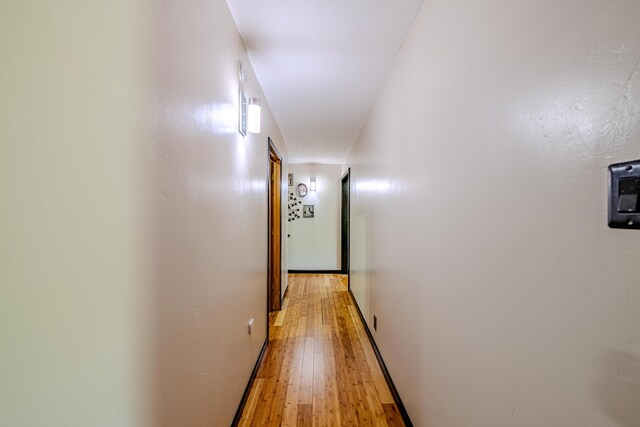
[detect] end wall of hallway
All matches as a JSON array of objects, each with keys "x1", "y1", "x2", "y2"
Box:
[{"x1": 287, "y1": 163, "x2": 343, "y2": 271}]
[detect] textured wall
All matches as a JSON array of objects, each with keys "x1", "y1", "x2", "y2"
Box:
[{"x1": 348, "y1": 0, "x2": 640, "y2": 425}]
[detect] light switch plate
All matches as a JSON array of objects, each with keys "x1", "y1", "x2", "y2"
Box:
[{"x1": 609, "y1": 160, "x2": 640, "y2": 229}]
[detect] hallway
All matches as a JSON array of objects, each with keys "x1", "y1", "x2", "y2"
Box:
[
  {"x1": 239, "y1": 274, "x2": 404, "y2": 426},
  {"x1": 3, "y1": 0, "x2": 640, "y2": 425}
]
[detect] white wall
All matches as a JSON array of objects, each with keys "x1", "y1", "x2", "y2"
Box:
[
  {"x1": 0, "y1": 2, "x2": 147, "y2": 425},
  {"x1": 145, "y1": 0, "x2": 288, "y2": 425},
  {"x1": 287, "y1": 163, "x2": 342, "y2": 270},
  {"x1": 0, "y1": 1, "x2": 288, "y2": 426},
  {"x1": 348, "y1": 1, "x2": 640, "y2": 426}
]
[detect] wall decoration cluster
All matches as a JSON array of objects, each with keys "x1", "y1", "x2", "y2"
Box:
[
  {"x1": 288, "y1": 191, "x2": 301, "y2": 222},
  {"x1": 288, "y1": 193, "x2": 316, "y2": 221},
  {"x1": 289, "y1": 176, "x2": 316, "y2": 221}
]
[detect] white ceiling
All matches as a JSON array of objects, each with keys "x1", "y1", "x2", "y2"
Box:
[{"x1": 227, "y1": 0, "x2": 425, "y2": 163}]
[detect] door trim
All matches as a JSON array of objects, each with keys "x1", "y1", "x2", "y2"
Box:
[
  {"x1": 341, "y1": 168, "x2": 351, "y2": 288},
  {"x1": 267, "y1": 137, "x2": 283, "y2": 317}
]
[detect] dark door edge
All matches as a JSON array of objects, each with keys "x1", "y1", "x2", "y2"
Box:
[{"x1": 340, "y1": 168, "x2": 351, "y2": 285}]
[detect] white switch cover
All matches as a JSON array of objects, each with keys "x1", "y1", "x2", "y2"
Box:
[{"x1": 248, "y1": 318, "x2": 254, "y2": 335}]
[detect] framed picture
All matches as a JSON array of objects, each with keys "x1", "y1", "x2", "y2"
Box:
[
  {"x1": 296, "y1": 183, "x2": 308, "y2": 198},
  {"x1": 238, "y1": 87, "x2": 247, "y2": 136},
  {"x1": 303, "y1": 205, "x2": 314, "y2": 218},
  {"x1": 288, "y1": 173, "x2": 293, "y2": 187}
]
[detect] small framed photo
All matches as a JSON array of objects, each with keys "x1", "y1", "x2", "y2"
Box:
[
  {"x1": 303, "y1": 205, "x2": 314, "y2": 218},
  {"x1": 288, "y1": 173, "x2": 293, "y2": 187}
]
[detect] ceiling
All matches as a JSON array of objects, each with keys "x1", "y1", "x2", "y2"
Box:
[{"x1": 226, "y1": 0, "x2": 425, "y2": 163}]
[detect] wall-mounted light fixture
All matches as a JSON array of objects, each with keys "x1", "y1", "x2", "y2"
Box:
[
  {"x1": 238, "y1": 88, "x2": 247, "y2": 136},
  {"x1": 310, "y1": 177, "x2": 316, "y2": 191},
  {"x1": 247, "y1": 97, "x2": 261, "y2": 133},
  {"x1": 238, "y1": 60, "x2": 247, "y2": 84},
  {"x1": 238, "y1": 61, "x2": 247, "y2": 136},
  {"x1": 237, "y1": 60, "x2": 262, "y2": 135}
]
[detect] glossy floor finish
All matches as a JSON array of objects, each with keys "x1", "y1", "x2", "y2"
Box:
[{"x1": 239, "y1": 274, "x2": 404, "y2": 426}]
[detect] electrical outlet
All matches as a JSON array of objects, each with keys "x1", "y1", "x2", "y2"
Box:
[
  {"x1": 373, "y1": 315, "x2": 377, "y2": 331},
  {"x1": 248, "y1": 318, "x2": 254, "y2": 335}
]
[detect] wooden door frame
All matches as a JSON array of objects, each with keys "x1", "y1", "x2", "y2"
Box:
[
  {"x1": 267, "y1": 137, "x2": 283, "y2": 320},
  {"x1": 341, "y1": 168, "x2": 351, "y2": 289}
]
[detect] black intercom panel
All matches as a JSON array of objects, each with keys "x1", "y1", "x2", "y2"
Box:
[{"x1": 609, "y1": 160, "x2": 640, "y2": 229}]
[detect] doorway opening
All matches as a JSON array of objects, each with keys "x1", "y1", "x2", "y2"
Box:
[
  {"x1": 341, "y1": 168, "x2": 350, "y2": 287},
  {"x1": 268, "y1": 138, "x2": 282, "y2": 314}
]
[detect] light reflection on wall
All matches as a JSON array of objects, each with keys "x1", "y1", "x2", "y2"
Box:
[
  {"x1": 235, "y1": 131, "x2": 247, "y2": 173},
  {"x1": 197, "y1": 102, "x2": 237, "y2": 135},
  {"x1": 233, "y1": 178, "x2": 266, "y2": 195},
  {"x1": 195, "y1": 177, "x2": 265, "y2": 200},
  {"x1": 355, "y1": 179, "x2": 392, "y2": 193},
  {"x1": 252, "y1": 178, "x2": 267, "y2": 194}
]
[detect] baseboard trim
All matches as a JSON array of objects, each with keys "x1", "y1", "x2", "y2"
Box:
[
  {"x1": 288, "y1": 269, "x2": 342, "y2": 274},
  {"x1": 231, "y1": 338, "x2": 269, "y2": 426},
  {"x1": 348, "y1": 290, "x2": 414, "y2": 427}
]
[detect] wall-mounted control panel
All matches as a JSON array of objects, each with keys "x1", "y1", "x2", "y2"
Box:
[{"x1": 609, "y1": 160, "x2": 640, "y2": 229}]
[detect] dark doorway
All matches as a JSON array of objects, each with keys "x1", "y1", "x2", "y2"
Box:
[
  {"x1": 341, "y1": 169, "x2": 350, "y2": 281},
  {"x1": 268, "y1": 138, "x2": 282, "y2": 312}
]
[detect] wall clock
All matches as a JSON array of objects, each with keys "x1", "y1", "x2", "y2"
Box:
[{"x1": 296, "y1": 183, "x2": 308, "y2": 198}]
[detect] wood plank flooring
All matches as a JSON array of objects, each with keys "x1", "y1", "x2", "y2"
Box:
[{"x1": 239, "y1": 274, "x2": 404, "y2": 427}]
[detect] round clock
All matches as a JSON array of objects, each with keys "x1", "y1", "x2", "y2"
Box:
[{"x1": 296, "y1": 183, "x2": 308, "y2": 198}]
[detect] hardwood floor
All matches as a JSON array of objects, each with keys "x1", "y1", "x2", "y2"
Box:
[{"x1": 239, "y1": 274, "x2": 405, "y2": 427}]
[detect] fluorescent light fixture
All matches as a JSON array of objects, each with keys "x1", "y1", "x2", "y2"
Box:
[
  {"x1": 247, "y1": 97, "x2": 261, "y2": 133},
  {"x1": 310, "y1": 177, "x2": 316, "y2": 191}
]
